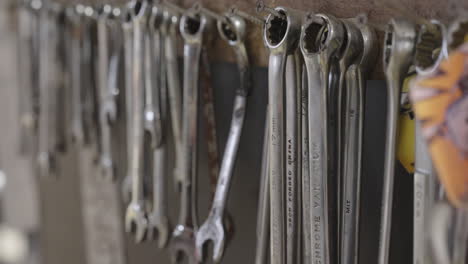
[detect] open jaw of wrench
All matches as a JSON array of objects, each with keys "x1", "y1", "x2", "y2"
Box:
[
  {"x1": 169, "y1": 9, "x2": 210, "y2": 264},
  {"x1": 195, "y1": 14, "x2": 251, "y2": 263},
  {"x1": 125, "y1": 0, "x2": 149, "y2": 243},
  {"x1": 300, "y1": 13, "x2": 344, "y2": 264},
  {"x1": 340, "y1": 16, "x2": 377, "y2": 264},
  {"x1": 411, "y1": 20, "x2": 447, "y2": 264},
  {"x1": 146, "y1": 4, "x2": 171, "y2": 249},
  {"x1": 378, "y1": 18, "x2": 417, "y2": 264},
  {"x1": 162, "y1": 7, "x2": 184, "y2": 193},
  {"x1": 263, "y1": 7, "x2": 302, "y2": 264}
]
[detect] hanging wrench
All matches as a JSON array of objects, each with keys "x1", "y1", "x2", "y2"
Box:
[
  {"x1": 411, "y1": 20, "x2": 447, "y2": 264},
  {"x1": 256, "y1": 108, "x2": 270, "y2": 264},
  {"x1": 263, "y1": 7, "x2": 302, "y2": 264},
  {"x1": 340, "y1": 15, "x2": 377, "y2": 264},
  {"x1": 146, "y1": 4, "x2": 170, "y2": 248},
  {"x1": 378, "y1": 18, "x2": 417, "y2": 264},
  {"x1": 125, "y1": 0, "x2": 149, "y2": 243},
  {"x1": 196, "y1": 13, "x2": 251, "y2": 263},
  {"x1": 169, "y1": 8, "x2": 211, "y2": 264},
  {"x1": 162, "y1": 5, "x2": 183, "y2": 192},
  {"x1": 300, "y1": 13, "x2": 345, "y2": 264},
  {"x1": 96, "y1": 4, "x2": 116, "y2": 180}
]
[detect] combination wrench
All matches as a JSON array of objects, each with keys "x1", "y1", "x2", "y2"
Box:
[
  {"x1": 378, "y1": 18, "x2": 417, "y2": 264},
  {"x1": 169, "y1": 8, "x2": 211, "y2": 264},
  {"x1": 263, "y1": 7, "x2": 301, "y2": 264},
  {"x1": 300, "y1": 13, "x2": 344, "y2": 264},
  {"x1": 146, "y1": 4, "x2": 170, "y2": 248},
  {"x1": 125, "y1": 0, "x2": 149, "y2": 243},
  {"x1": 196, "y1": 13, "x2": 251, "y2": 263},
  {"x1": 340, "y1": 16, "x2": 377, "y2": 264}
]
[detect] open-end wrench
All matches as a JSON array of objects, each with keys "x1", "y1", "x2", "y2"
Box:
[
  {"x1": 96, "y1": 4, "x2": 116, "y2": 180},
  {"x1": 106, "y1": 6, "x2": 123, "y2": 115},
  {"x1": 256, "y1": 108, "x2": 270, "y2": 264},
  {"x1": 196, "y1": 13, "x2": 251, "y2": 263},
  {"x1": 169, "y1": 8, "x2": 211, "y2": 264},
  {"x1": 146, "y1": 4, "x2": 171, "y2": 248},
  {"x1": 125, "y1": 0, "x2": 149, "y2": 243},
  {"x1": 378, "y1": 18, "x2": 417, "y2": 264},
  {"x1": 263, "y1": 7, "x2": 302, "y2": 264},
  {"x1": 162, "y1": 5, "x2": 183, "y2": 192},
  {"x1": 300, "y1": 13, "x2": 345, "y2": 264},
  {"x1": 340, "y1": 16, "x2": 377, "y2": 264}
]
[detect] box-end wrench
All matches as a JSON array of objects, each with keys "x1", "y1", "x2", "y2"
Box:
[
  {"x1": 96, "y1": 5, "x2": 116, "y2": 180},
  {"x1": 196, "y1": 14, "x2": 251, "y2": 263},
  {"x1": 378, "y1": 18, "x2": 417, "y2": 264},
  {"x1": 410, "y1": 20, "x2": 447, "y2": 264},
  {"x1": 340, "y1": 16, "x2": 377, "y2": 264},
  {"x1": 125, "y1": 0, "x2": 149, "y2": 243},
  {"x1": 300, "y1": 14, "x2": 344, "y2": 264},
  {"x1": 162, "y1": 6, "x2": 184, "y2": 192},
  {"x1": 256, "y1": 107, "x2": 270, "y2": 264},
  {"x1": 146, "y1": 4, "x2": 171, "y2": 249},
  {"x1": 263, "y1": 7, "x2": 302, "y2": 264},
  {"x1": 169, "y1": 9, "x2": 211, "y2": 264}
]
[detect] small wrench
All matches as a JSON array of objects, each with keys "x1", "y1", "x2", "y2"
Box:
[
  {"x1": 196, "y1": 13, "x2": 251, "y2": 263},
  {"x1": 263, "y1": 7, "x2": 302, "y2": 264},
  {"x1": 125, "y1": 0, "x2": 149, "y2": 243},
  {"x1": 169, "y1": 8, "x2": 211, "y2": 264},
  {"x1": 378, "y1": 18, "x2": 417, "y2": 264},
  {"x1": 300, "y1": 13, "x2": 345, "y2": 264},
  {"x1": 146, "y1": 4, "x2": 171, "y2": 249},
  {"x1": 340, "y1": 16, "x2": 377, "y2": 264}
]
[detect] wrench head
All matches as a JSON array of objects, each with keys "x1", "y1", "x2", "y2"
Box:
[
  {"x1": 195, "y1": 214, "x2": 225, "y2": 263},
  {"x1": 169, "y1": 225, "x2": 198, "y2": 264},
  {"x1": 263, "y1": 7, "x2": 302, "y2": 54},
  {"x1": 125, "y1": 202, "x2": 148, "y2": 243},
  {"x1": 144, "y1": 109, "x2": 163, "y2": 149},
  {"x1": 147, "y1": 211, "x2": 171, "y2": 248}
]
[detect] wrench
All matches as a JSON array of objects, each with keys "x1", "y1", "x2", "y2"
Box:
[
  {"x1": 263, "y1": 7, "x2": 302, "y2": 264},
  {"x1": 196, "y1": 13, "x2": 251, "y2": 263},
  {"x1": 96, "y1": 4, "x2": 116, "y2": 180},
  {"x1": 161, "y1": 5, "x2": 183, "y2": 192},
  {"x1": 125, "y1": 0, "x2": 149, "y2": 243},
  {"x1": 340, "y1": 16, "x2": 377, "y2": 264},
  {"x1": 256, "y1": 107, "x2": 270, "y2": 264},
  {"x1": 300, "y1": 13, "x2": 344, "y2": 264},
  {"x1": 378, "y1": 18, "x2": 417, "y2": 264},
  {"x1": 169, "y1": 9, "x2": 211, "y2": 264},
  {"x1": 146, "y1": 4, "x2": 170, "y2": 249}
]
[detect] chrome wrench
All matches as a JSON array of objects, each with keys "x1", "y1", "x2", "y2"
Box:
[
  {"x1": 263, "y1": 7, "x2": 302, "y2": 264},
  {"x1": 196, "y1": 14, "x2": 251, "y2": 263},
  {"x1": 125, "y1": 0, "x2": 149, "y2": 243},
  {"x1": 169, "y1": 9, "x2": 211, "y2": 264},
  {"x1": 340, "y1": 16, "x2": 377, "y2": 264},
  {"x1": 378, "y1": 18, "x2": 417, "y2": 264},
  {"x1": 300, "y1": 14, "x2": 344, "y2": 264}
]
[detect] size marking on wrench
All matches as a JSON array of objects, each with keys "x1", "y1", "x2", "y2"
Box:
[
  {"x1": 378, "y1": 18, "x2": 417, "y2": 264},
  {"x1": 169, "y1": 8, "x2": 211, "y2": 264},
  {"x1": 196, "y1": 13, "x2": 251, "y2": 263},
  {"x1": 263, "y1": 7, "x2": 302, "y2": 264},
  {"x1": 300, "y1": 13, "x2": 345, "y2": 264},
  {"x1": 125, "y1": 0, "x2": 149, "y2": 243}
]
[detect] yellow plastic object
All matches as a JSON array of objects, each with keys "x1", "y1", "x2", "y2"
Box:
[
  {"x1": 396, "y1": 74, "x2": 416, "y2": 173},
  {"x1": 410, "y1": 44, "x2": 468, "y2": 208}
]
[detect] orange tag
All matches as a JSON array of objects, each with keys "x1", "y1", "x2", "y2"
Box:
[{"x1": 410, "y1": 44, "x2": 468, "y2": 208}]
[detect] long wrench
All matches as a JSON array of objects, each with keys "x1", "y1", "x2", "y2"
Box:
[
  {"x1": 340, "y1": 16, "x2": 377, "y2": 264},
  {"x1": 378, "y1": 18, "x2": 417, "y2": 264},
  {"x1": 263, "y1": 7, "x2": 302, "y2": 264},
  {"x1": 196, "y1": 14, "x2": 250, "y2": 263},
  {"x1": 146, "y1": 4, "x2": 170, "y2": 248},
  {"x1": 300, "y1": 14, "x2": 344, "y2": 264},
  {"x1": 169, "y1": 9, "x2": 211, "y2": 264},
  {"x1": 125, "y1": 0, "x2": 149, "y2": 243}
]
